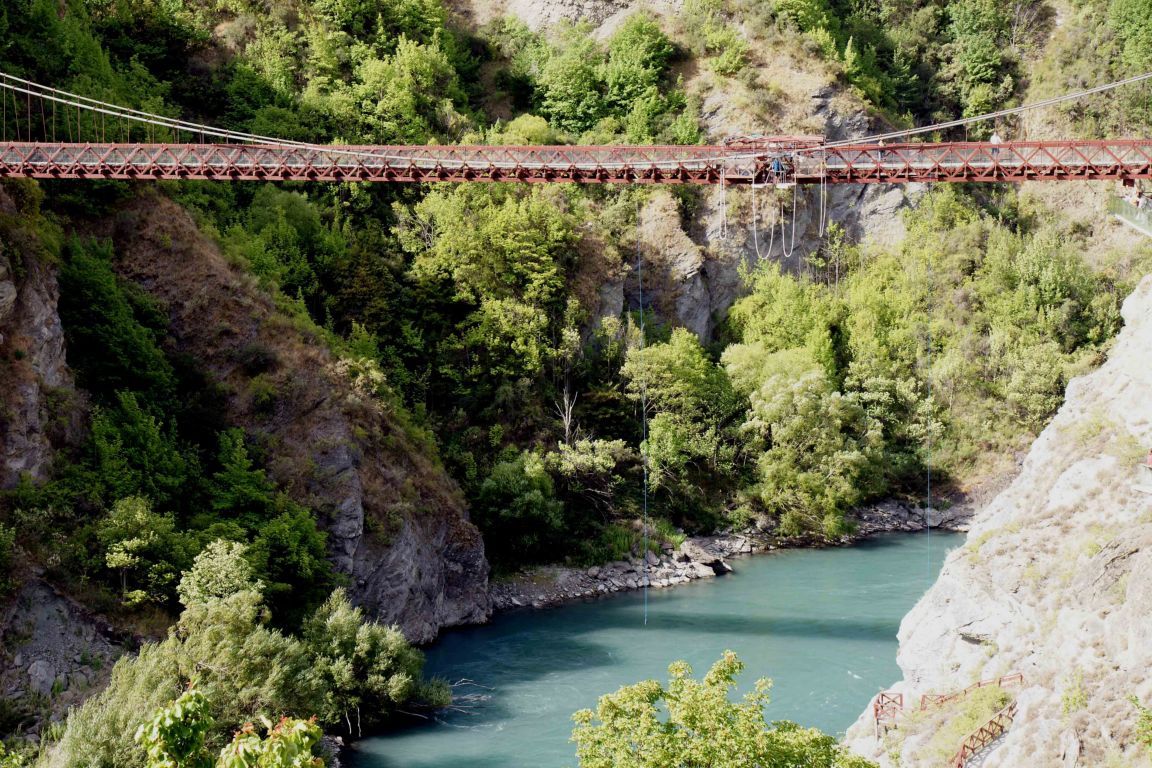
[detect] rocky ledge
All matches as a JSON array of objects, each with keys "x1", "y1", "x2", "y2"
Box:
[{"x1": 490, "y1": 500, "x2": 972, "y2": 612}]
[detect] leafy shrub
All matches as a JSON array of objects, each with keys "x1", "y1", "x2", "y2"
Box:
[
  {"x1": 473, "y1": 451, "x2": 565, "y2": 567},
  {"x1": 1133, "y1": 697, "x2": 1152, "y2": 754},
  {"x1": 572, "y1": 651, "x2": 876, "y2": 768},
  {"x1": 43, "y1": 588, "x2": 435, "y2": 767}
]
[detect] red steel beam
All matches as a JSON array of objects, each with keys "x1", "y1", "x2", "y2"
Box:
[{"x1": 1, "y1": 140, "x2": 1152, "y2": 184}]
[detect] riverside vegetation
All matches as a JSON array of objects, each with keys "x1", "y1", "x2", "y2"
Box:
[{"x1": 2, "y1": 0, "x2": 1152, "y2": 765}]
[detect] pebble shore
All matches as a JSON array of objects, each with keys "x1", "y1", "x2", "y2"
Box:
[{"x1": 489, "y1": 499, "x2": 973, "y2": 611}]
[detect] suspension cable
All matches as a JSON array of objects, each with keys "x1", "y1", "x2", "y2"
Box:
[
  {"x1": 823, "y1": 70, "x2": 1152, "y2": 148},
  {"x1": 4, "y1": 67, "x2": 1152, "y2": 172}
]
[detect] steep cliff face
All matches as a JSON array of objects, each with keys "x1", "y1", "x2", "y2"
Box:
[
  {"x1": 0, "y1": 191, "x2": 79, "y2": 489},
  {"x1": 846, "y1": 275, "x2": 1152, "y2": 767},
  {"x1": 101, "y1": 195, "x2": 490, "y2": 642}
]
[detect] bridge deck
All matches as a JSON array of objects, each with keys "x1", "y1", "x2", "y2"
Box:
[{"x1": 2, "y1": 140, "x2": 1152, "y2": 185}]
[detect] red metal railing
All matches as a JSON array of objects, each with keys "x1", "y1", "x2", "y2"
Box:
[
  {"x1": 919, "y1": 673, "x2": 1024, "y2": 711},
  {"x1": 3, "y1": 140, "x2": 1152, "y2": 185},
  {"x1": 873, "y1": 673, "x2": 1024, "y2": 726},
  {"x1": 948, "y1": 699, "x2": 1019, "y2": 768}
]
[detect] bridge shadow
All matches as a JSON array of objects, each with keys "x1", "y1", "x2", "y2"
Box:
[{"x1": 589, "y1": 609, "x2": 899, "y2": 643}]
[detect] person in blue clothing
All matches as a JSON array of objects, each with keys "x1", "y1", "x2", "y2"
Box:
[{"x1": 770, "y1": 155, "x2": 783, "y2": 183}]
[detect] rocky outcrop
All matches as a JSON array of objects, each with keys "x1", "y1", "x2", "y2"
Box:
[
  {"x1": 0, "y1": 190, "x2": 79, "y2": 489},
  {"x1": 101, "y1": 195, "x2": 490, "y2": 642},
  {"x1": 846, "y1": 275, "x2": 1152, "y2": 767},
  {"x1": 0, "y1": 576, "x2": 126, "y2": 741}
]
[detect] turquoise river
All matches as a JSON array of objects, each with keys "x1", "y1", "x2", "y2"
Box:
[{"x1": 352, "y1": 532, "x2": 963, "y2": 768}]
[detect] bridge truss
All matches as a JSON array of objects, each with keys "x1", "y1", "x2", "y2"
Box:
[{"x1": 2, "y1": 139, "x2": 1152, "y2": 185}]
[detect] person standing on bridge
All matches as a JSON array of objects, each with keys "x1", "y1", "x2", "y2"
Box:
[
  {"x1": 990, "y1": 131, "x2": 1003, "y2": 162},
  {"x1": 770, "y1": 155, "x2": 784, "y2": 184}
]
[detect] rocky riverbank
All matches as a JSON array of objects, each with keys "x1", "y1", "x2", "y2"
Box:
[{"x1": 489, "y1": 499, "x2": 973, "y2": 611}]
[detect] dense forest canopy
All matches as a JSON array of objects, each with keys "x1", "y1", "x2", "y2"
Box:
[{"x1": 2, "y1": 0, "x2": 1152, "y2": 763}]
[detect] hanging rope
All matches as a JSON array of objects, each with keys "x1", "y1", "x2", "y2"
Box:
[
  {"x1": 751, "y1": 182, "x2": 778, "y2": 262},
  {"x1": 719, "y1": 164, "x2": 729, "y2": 240},
  {"x1": 751, "y1": 182, "x2": 762, "y2": 259},
  {"x1": 818, "y1": 152, "x2": 829, "y2": 238},
  {"x1": 635, "y1": 202, "x2": 651, "y2": 627},
  {"x1": 779, "y1": 177, "x2": 799, "y2": 261}
]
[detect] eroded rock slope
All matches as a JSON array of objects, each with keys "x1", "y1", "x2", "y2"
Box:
[{"x1": 103, "y1": 195, "x2": 491, "y2": 642}]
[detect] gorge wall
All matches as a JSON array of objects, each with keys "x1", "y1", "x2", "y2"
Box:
[
  {"x1": 100, "y1": 195, "x2": 491, "y2": 643},
  {"x1": 846, "y1": 274, "x2": 1152, "y2": 767},
  {"x1": 0, "y1": 191, "x2": 79, "y2": 489}
]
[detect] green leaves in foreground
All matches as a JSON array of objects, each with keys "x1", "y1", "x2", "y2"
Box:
[
  {"x1": 571, "y1": 651, "x2": 876, "y2": 768},
  {"x1": 136, "y1": 688, "x2": 323, "y2": 768}
]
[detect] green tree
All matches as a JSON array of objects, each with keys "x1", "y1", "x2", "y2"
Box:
[
  {"x1": 91, "y1": 392, "x2": 194, "y2": 511},
  {"x1": 473, "y1": 451, "x2": 565, "y2": 566},
  {"x1": 601, "y1": 14, "x2": 674, "y2": 113},
  {"x1": 400, "y1": 186, "x2": 577, "y2": 383},
  {"x1": 98, "y1": 496, "x2": 195, "y2": 607},
  {"x1": 58, "y1": 239, "x2": 176, "y2": 408},
  {"x1": 742, "y1": 359, "x2": 882, "y2": 537},
  {"x1": 1111, "y1": 0, "x2": 1152, "y2": 71},
  {"x1": 177, "y1": 540, "x2": 261, "y2": 608},
  {"x1": 621, "y1": 328, "x2": 742, "y2": 486},
  {"x1": 353, "y1": 37, "x2": 466, "y2": 143},
  {"x1": 571, "y1": 651, "x2": 876, "y2": 768},
  {"x1": 205, "y1": 430, "x2": 335, "y2": 625},
  {"x1": 301, "y1": 589, "x2": 444, "y2": 735},
  {"x1": 536, "y1": 28, "x2": 607, "y2": 134}
]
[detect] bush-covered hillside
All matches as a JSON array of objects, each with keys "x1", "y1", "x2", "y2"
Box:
[
  {"x1": 1, "y1": 0, "x2": 1151, "y2": 653},
  {"x1": 1, "y1": 0, "x2": 1152, "y2": 764}
]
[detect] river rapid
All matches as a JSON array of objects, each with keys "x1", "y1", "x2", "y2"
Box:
[{"x1": 351, "y1": 532, "x2": 963, "y2": 768}]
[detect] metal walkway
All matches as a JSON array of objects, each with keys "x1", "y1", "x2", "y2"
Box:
[{"x1": 2, "y1": 140, "x2": 1152, "y2": 185}]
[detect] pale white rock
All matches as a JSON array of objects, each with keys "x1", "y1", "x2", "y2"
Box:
[{"x1": 846, "y1": 275, "x2": 1152, "y2": 767}]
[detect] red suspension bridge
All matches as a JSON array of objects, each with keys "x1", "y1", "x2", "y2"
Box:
[
  {"x1": 3, "y1": 71, "x2": 1152, "y2": 186},
  {"x1": 4, "y1": 139, "x2": 1152, "y2": 185}
]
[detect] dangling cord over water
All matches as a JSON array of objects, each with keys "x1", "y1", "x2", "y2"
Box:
[
  {"x1": 924, "y1": 259, "x2": 933, "y2": 583},
  {"x1": 636, "y1": 203, "x2": 650, "y2": 626}
]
